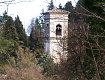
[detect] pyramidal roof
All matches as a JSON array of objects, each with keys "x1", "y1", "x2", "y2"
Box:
[{"x1": 44, "y1": 7, "x2": 70, "y2": 14}]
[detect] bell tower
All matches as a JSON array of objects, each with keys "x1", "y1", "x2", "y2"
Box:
[{"x1": 43, "y1": 7, "x2": 69, "y2": 63}]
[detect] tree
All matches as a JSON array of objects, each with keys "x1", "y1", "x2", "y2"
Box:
[
  {"x1": 27, "y1": 18, "x2": 35, "y2": 35},
  {"x1": 76, "y1": 0, "x2": 105, "y2": 80},
  {"x1": 48, "y1": 0, "x2": 54, "y2": 10},
  {"x1": 29, "y1": 18, "x2": 43, "y2": 52},
  {"x1": 3, "y1": 16, "x2": 18, "y2": 41},
  {"x1": 58, "y1": 3, "x2": 63, "y2": 9},
  {"x1": 3, "y1": 11, "x2": 8, "y2": 22},
  {"x1": 1, "y1": 15, "x2": 19, "y2": 64},
  {"x1": 63, "y1": 1, "x2": 75, "y2": 22},
  {"x1": 64, "y1": 1, "x2": 74, "y2": 12},
  {"x1": 35, "y1": 18, "x2": 41, "y2": 31},
  {"x1": 53, "y1": 1, "x2": 105, "y2": 80},
  {"x1": 14, "y1": 15, "x2": 28, "y2": 47}
]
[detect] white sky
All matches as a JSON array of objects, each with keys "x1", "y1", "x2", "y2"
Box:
[{"x1": 0, "y1": 0, "x2": 78, "y2": 31}]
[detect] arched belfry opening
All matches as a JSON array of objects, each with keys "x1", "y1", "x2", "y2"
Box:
[{"x1": 56, "y1": 24, "x2": 62, "y2": 36}]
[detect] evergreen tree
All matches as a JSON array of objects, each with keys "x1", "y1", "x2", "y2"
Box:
[
  {"x1": 64, "y1": 1, "x2": 74, "y2": 12},
  {"x1": 14, "y1": 15, "x2": 28, "y2": 46},
  {"x1": 29, "y1": 18, "x2": 43, "y2": 52},
  {"x1": 3, "y1": 16, "x2": 18, "y2": 41},
  {"x1": 58, "y1": 3, "x2": 63, "y2": 9},
  {"x1": 63, "y1": 1, "x2": 75, "y2": 22},
  {"x1": 48, "y1": 0, "x2": 54, "y2": 10},
  {"x1": 3, "y1": 11, "x2": 8, "y2": 21},
  {"x1": 35, "y1": 18, "x2": 41, "y2": 30},
  {"x1": 29, "y1": 27, "x2": 36, "y2": 50}
]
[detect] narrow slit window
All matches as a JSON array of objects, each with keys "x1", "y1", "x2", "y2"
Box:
[{"x1": 56, "y1": 24, "x2": 62, "y2": 36}]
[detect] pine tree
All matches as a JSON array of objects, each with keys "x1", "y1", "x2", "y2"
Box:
[
  {"x1": 14, "y1": 15, "x2": 28, "y2": 46},
  {"x1": 63, "y1": 1, "x2": 75, "y2": 21},
  {"x1": 48, "y1": 0, "x2": 54, "y2": 10},
  {"x1": 64, "y1": 1, "x2": 74, "y2": 12},
  {"x1": 35, "y1": 18, "x2": 41, "y2": 30},
  {"x1": 58, "y1": 3, "x2": 63, "y2": 9},
  {"x1": 3, "y1": 16, "x2": 18, "y2": 41},
  {"x1": 29, "y1": 18, "x2": 43, "y2": 52},
  {"x1": 29, "y1": 27, "x2": 36, "y2": 50},
  {"x1": 3, "y1": 11, "x2": 8, "y2": 21}
]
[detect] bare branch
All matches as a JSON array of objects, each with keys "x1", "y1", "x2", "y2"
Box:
[
  {"x1": 73, "y1": 0, "x2": 105, "y2": 21},
  {"x1": 72, "y1": 12, "x2": 105, "y2": 22},
  {"x1": 80, "y1": 5, "x2": 105, "y2": 21}
]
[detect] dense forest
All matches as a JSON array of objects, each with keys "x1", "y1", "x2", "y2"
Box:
[{"x1": 0, "y1": 0, "x2": 105, "y2": 80}]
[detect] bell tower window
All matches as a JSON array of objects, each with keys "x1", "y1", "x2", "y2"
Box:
[{"x1": 56, "y1": 24, "x2": 62, "y2": 36}]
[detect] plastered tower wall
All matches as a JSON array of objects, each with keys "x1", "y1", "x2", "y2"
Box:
[{"x1": 43, "y1": 8, "x2": 69, "y2": 63}]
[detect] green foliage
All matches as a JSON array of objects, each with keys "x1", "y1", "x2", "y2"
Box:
[
  {"x1": 63, "y1": 1, "x2": 75, "y2": 22},
  {"x1": 14, "y1": 15, "x2": 28, "y2": 47},
  {"x1": 3, "y1": 16, "x2": 19, "y2": 41},
  {"x1": 29, "y1": 18, "x2": 43, "y2": 51},
  {"x1": 0, "y1": 37, "x2": 15, "y2": 64},
  {"x1": 0, "y1": 16, "x2": 3, "y2": 23},
  {"x1": 0, "y1": 13, "x2": 51, "y2": 80},
  {"x1": 3, "y1": 11, "x2": 8, "y2": 21},
  {"x1": 58, "y1": 3, "x2": 63, "y2": 9},
  {"x1": 48, "y1": 0, "x2": 54, "y2": 10},
  {"x1": 64, "y1": 1, "x2": 74, "y2": 12},
  {"x1": 37, "y1": 53, "x2": 54, "y2": 76},
  {"x1": 35, "y1": 18, "x2": 41, "y2": 30}
]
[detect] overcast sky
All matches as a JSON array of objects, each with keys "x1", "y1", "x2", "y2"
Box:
[{"x1": 0, "y1": 0, "x2": 78, "y2": 31}]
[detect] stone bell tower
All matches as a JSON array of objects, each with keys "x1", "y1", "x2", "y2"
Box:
[{"x1": 43, "y1": 7, "x2": 69, "y2": 63}]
